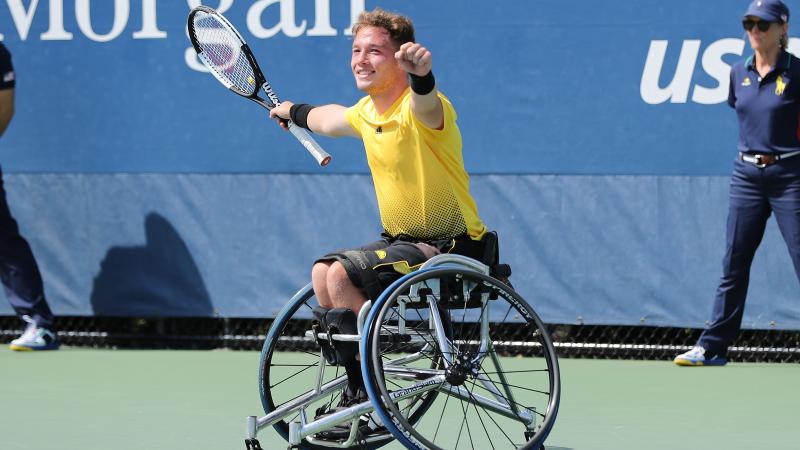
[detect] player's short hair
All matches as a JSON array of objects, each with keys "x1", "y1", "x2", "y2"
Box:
[{"x1": 351, "y1": 8, "x2": 415, "y2": 48}]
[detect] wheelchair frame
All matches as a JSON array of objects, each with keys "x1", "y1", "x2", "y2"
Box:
[{"x1": 246, "y1": 254, "x2": 560, "y2": 450}]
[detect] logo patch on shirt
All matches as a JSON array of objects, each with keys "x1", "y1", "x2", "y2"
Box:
[
  {"x1": 375, "y1": 126, "x2": 382, "y2": 134},
  {"x1": 2, "y1": 71, "x2": 14, "y2": 83},
  {"x1": 742, "y1": 77, "x2": 751, "y2": 87},
  {"x1": 375, "y1": 250, "x2": 387, "y2": 259},
  {"x1": 776, "y1": 75, "x2": 788, "y2": 95}
]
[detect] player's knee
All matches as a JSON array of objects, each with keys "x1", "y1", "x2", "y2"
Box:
[
  {"x1": 326, "y1": 261, "x2": 353, "y2": 288},
  {"x1": 311, "y1": 262, "x2": 331, "y2": 285},
  {"x1": 312, "y1": 262, "x2": 334, "y2": 307}
]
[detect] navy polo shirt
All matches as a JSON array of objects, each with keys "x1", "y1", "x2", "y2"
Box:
[
  {"x1": 0, "y1": 43, "x2": 14, "y2": 90},
  {"x1": 729, "y1": 50, "x2": 800, "y2": 154}
]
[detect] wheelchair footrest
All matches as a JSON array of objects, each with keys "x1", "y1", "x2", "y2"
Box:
[{"x1": 244, "y1": 438, "x2": 263, "y2": 450}]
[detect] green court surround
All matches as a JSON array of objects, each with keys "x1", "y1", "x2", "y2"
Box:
[{"x1": 1, "y1": 349, "x2": 797, "y2": 450}]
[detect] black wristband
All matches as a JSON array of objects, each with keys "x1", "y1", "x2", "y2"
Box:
[
  {"x1": 289, "y1": 103, "x2": 315, "y2": 130},
  {"x1": 408, "y1": 71, "x2": 435, "y2": 95}
]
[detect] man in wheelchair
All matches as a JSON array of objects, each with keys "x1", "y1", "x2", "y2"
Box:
[{"x1": 269, "y1": 7, "x2": 504, "y2": 436}]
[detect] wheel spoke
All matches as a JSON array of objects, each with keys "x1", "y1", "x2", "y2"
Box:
[
  {"x1": 463, "y1": 377, "x2": 547, "y2": 420},
  {"x1": 270, "y1": 363, "x2": 321, "y2": 368},
  {"x1": 456, "y1": 386, "x2": 477, "y2": 450},
  {"x1": 326, "y1": 365, "x2": 341, "y2": 408},
  {"x1": 479, "y1": 369, "x2": 550, "y2": 374},
  {"x1": 465, "y1": 380, "x2": 517, "y2": 448},
  {"x1": 270, "y1": 362, "x2": 318, "y2": 389},
  {"x1": 466, "y1": 375, "x2": 502, "y2": 450},
  {"x1": 295, "y1": 348, "x2": 324, "y2": 359},
  {"x1": 431, "y1": 382, "x2": 452, "y2": 444}
]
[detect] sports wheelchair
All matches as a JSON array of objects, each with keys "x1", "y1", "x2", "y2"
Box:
[{"x1": 245, "y1": 252, "x2": 560, "y2": 450}]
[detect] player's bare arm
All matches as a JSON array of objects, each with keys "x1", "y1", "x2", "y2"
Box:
[
  {"x1": 396, "y1": 42, "x2": 443, "y2": 130},
  {"x1": 0, "y1": 88, "x2": 14, "y2": 137},
  {"x1": 270, "y1": 102, "x2": 357, "y2": 138}
]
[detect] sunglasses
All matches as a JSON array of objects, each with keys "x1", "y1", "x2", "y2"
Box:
[{"x1": 742, "y1": 19, "x2": 777, "y2": 32}]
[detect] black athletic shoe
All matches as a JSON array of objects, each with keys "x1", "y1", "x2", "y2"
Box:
[{"x1": 314, "y1": 387, "x2": 371, "y2": 439}]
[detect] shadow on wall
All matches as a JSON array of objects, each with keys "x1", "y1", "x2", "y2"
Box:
[{"x1": 90, "y1": 212, "x2": 213, "y2": 317}]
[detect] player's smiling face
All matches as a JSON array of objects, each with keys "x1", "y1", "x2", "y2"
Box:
[{"x1": 351, "y1": 26, "x2": 405, "y2": 94}]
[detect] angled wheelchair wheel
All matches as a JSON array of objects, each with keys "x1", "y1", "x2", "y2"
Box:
[
  {"x1": 258, "y1": 284, "x2": 332, "y2": 448},
  {"x1": 259, "y1": 283, "x2": 440, "y2": 449},
  {"x1": 259, "y1": 283, "x2": 393, "y2": 449},
  {"x1": 361, "y1": 267, "x2": 561, "y2": 450}
]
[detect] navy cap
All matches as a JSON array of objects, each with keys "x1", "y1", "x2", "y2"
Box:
[{"x1": 744, "y1": 0, "x2": 790, "y2": 22}]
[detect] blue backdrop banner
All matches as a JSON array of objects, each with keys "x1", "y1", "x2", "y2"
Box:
[
  {"x1": 1, "y1": 0, "x2": 796, "y2": 175},
  {"x1": 0, "y1": 172, "x2": 798, "y2": 329},
  {"x1": 1, "y1": 1, "x2": 799, "y2": 328}
]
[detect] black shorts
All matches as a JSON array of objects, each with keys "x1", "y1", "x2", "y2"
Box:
[{"x1": 317, "y1": 233, "x2": 490, "y2": 301}]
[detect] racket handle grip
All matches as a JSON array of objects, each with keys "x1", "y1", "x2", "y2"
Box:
[{"x1": 287, "y1": 122, "x2": 332, "y2": 167}]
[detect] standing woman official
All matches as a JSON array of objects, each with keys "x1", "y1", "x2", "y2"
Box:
[{"x1": 676, "y1": 0, "x2": 800, "y2": 366}]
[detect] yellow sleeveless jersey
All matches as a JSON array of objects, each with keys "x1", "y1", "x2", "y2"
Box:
[{"x1": 345, "y1": 88, "x2": 487, "y2": 241}]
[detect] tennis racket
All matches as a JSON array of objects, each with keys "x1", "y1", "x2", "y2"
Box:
[{"x1": 187, "y1": 6, "x2": 331, "y2": 166}]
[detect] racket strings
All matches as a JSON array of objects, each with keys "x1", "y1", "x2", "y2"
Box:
[{"x1": 193, "y1": 14, "x2": 256, "y2": 95}]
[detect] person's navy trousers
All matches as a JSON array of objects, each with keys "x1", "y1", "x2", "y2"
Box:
[
  {"x1": 699, "y1": 156, "x2": 800, "y2": 352},
  {"x1": 0, "y1": 166, "x2": 54, "y2": 329}
]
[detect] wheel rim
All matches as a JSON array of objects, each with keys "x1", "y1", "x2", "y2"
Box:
[{"x1": 364, "y1": 268, "x2": 560, "y2": 450}]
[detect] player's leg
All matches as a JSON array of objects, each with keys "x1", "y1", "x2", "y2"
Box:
[
  {"x1": 325, "y1": 261, "x2": 368, "y2": 312},
  {"x1": 311, "y1": 238, "x2": 393, "y2": 380},
  {"x1": 308, "y1": 239, "x2": 394, "y2": 433},
  {"x1": 312, "y1": 261, "x2": 333, "y2": 308},
  {"x1": 313, "y1": 238, "x2": 390, "y2": 307},
  {"x1": 312, "y1": 240, "x2": 433, "y2": 427}
]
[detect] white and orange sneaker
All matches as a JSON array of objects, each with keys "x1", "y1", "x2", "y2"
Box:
[
  {"x1": 9, "y1": 315, "x2": 60, "y2": 351},
  {"x1": 674, "y1": 346, "x2": 727, "y2": 366}
]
